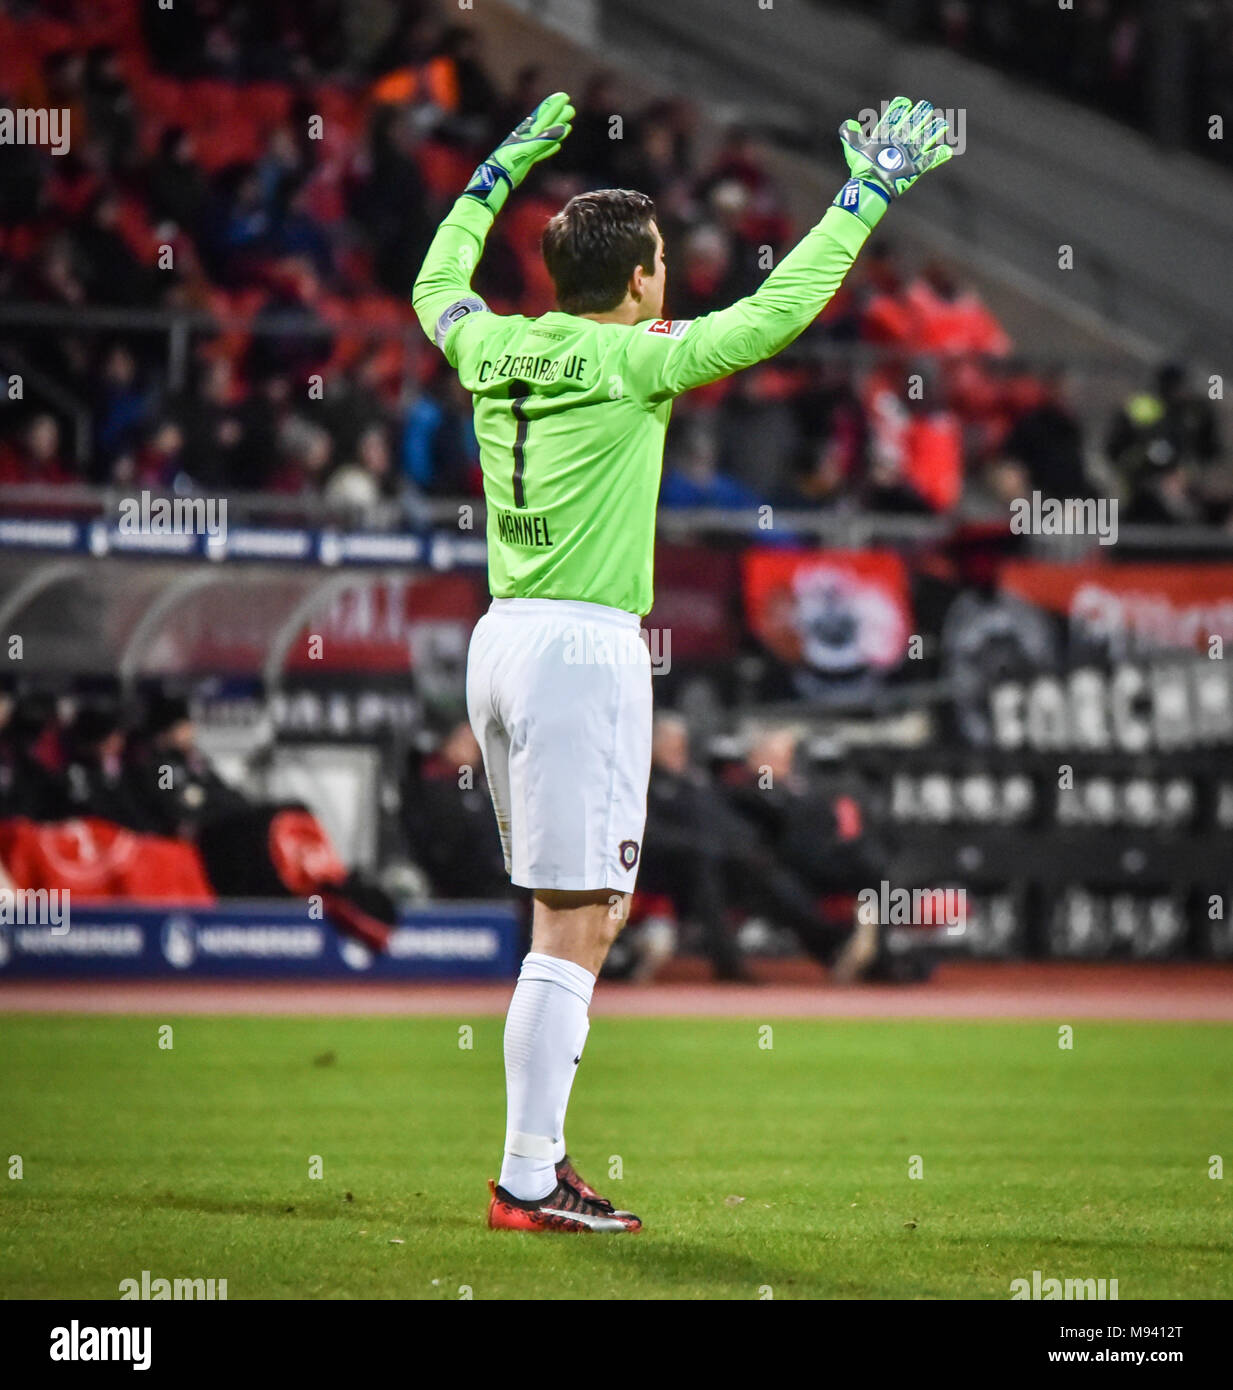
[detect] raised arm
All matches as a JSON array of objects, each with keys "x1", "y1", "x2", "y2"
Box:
[
  {"x1": 412, "y1": 92, "x2": 575, "y2": 358},
  {"x1": 624, "y1": 97, "x2": 956, "y2": 403}
]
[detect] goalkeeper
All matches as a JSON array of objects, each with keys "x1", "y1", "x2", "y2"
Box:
[{"x1": 412, "y1": 93, "x2": 956, "y2": 1234}]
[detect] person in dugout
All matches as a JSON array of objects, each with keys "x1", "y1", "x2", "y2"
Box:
[
  {"x1": 124, "y1": 691, "x2": 249, "y2": 837},
  {"x1": 725, "y1": 725, "x2": 933, "y2": 983},
  {"x1": 637, "y1": 713, "x2": 909, "y2": 983},
  {"x1": 401, "y1": 709, "x2": 516, "y2": 902}
]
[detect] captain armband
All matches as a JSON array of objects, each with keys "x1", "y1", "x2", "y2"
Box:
[{"x1": 435, "y1": 296, "x2": 490, "y2": 350}]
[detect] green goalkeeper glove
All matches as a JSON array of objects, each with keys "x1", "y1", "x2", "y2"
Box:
[
  {"x1": 463, "y1": 91, "x2": 575, "y2": 217},
  {"x1": 832, "y1": 96, "x2": 955, "y2": 231}
]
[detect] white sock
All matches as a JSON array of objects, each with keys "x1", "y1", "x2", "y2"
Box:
[
  {"x1": 499, "y1": 952, "x2": 595, "y2": 1201},
  {"x1": 553, "y1": 1013, "x2": 589, "y2": 1165}
]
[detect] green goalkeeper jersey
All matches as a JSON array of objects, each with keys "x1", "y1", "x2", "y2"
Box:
[{"x1": 413, "y1": 195, "x2": 872, "y2": 616}]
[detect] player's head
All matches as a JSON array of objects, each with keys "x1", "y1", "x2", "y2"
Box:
[{"x1": 542, "y1": 189, "x2": 664, "y2": 323}]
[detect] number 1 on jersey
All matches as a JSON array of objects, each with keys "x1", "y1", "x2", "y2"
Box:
[{"x1": 510, "y1": 381, "x2": 530, "y2": 508}]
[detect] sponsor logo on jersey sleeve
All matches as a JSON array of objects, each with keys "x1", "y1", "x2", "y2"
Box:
[{"x1": 644, "y1": 318, "x2": 693, "y2": 339}]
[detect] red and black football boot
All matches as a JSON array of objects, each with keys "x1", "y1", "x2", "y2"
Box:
[
  {"x1": 487, "y1": 1176, "x2": 642, "y2": 1233},
  {"x1": 555, "y1": 1154, "x2": 641, "y2": 1228}
]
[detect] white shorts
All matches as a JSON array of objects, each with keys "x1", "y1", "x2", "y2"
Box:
[{"x1": 466, "y1": 597, "x2": 653, "y2": 892}]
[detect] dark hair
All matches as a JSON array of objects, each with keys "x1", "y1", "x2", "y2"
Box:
[{"x1": 541, "y1": 189, "x2": 657, "y2": 315}]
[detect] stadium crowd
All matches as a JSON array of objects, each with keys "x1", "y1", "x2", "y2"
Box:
[
  {"x1": 2, "y1": 0, "x2": 1225, "y2": 524},
  {"x1": 857, "y1": 0, "x2": 1233, "y2": 169},
  {"x1": 0, "y1": 677, "x2": 910, "y2": 980}
]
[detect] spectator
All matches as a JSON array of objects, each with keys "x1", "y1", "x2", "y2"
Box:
[
  {"x1": 199, "y1": 164, "x2": 272, "y2": 284},
  {"x1": 173, "y1": 357, "x2": 246, "y2": 491},
  {"x1": 728, "y1": 726, "x2": 885, "y2": 905},
  {"x1": 863, "y1": 362, "x2": 963, "y2": 512},
  {"x1": 0, "y1": 414, "x2": 75, "y2": 486},
  {"x1": 41, "y1": 49, "x2": 89, "y2": 144},
  {"x1": 124, "y1": 692, "x2": 248, "y2": 839},
  {"x1": 319, "y1": 346, "x2": 396, "y2": 462},
  {"x1": 715, "y1": 365, "x2": 806, "y2": 501},
  {"x1": 147, "y1": 128, "x2": 210, "y2": 234},
  {"x1": 660, "y1": 418, "x2": 765, "y2": 511},
  {"x1": 325, "y1": 421, "x2": 395, "y2": 510},
  {"x1": 554, "y1": 71, "x2": 620, "y2": 184},
  {"x1": 83, "y1": 44, "x2": 138, "y2": 172},
  {"x1": 132, "y1": 419, "x2": 187, "y2": 491},
  {"x1": 245, "y1": 262, "x2": 335, "y2": 388},
  {"x1": 369, "y1": 11, "x2": 460, "y2": 111},
  {"x1": 15, "y1": 236, "x2": 87, "y2": 309},
  {"x1": 788, "y1": 362, "x2": 867, "y2": 504},
  {"x1": 999, "y1": 370, "x2": 1090, "y2": 502},
  {"x1": 854, "y1": 240, "x2": 916, "y2": 346},
  {"x1": 401, "y1": 715, "x2": 512, "y2": 899},
  {"x1": 617, "y1": 109, "x2": 691, "y2": 212},
  {"x1": 352, "y1": 106, "x2": 436, "y2": 296},
  {"x1": 494, "y1": 65, "x2": 548, "y2": 140},
  {"x1": 435, "y1": 27, "x2": 501, "y2": 139},
  {"x1": 92, "y1": 344, "x2": 151, "y2": 480},
  {"x1": 70, "y1": 191, "x2": 157, "y2": 307},
  {"x1": 268, "y1": 415, "x2": 334, "y2": 496},
  {"x1": 0, "y1": 689, "x2": 65, "y2": 821},
  {"x1": 58, "y1": 703, "x2": 153, "y2": 831},
  {"x1": 270, "y1": 185, "x2": 335, "y2": 279},
  {"x1": 639, "y1": 712, "x2": 749, "y2": 979},
  {"x1": 640, "y1": 715, "x2": 877, "y2": 981},
  {"x1": 1107, "y1": 362, "x2": 1225, "y2": 524},
  {"x1": 670, "y1": 224, "x2": 739, "y2": 322},
  {"x1": 200, "y1": 18, "x2": 246, "y2": 81},
  {"x1": 905, "y1": 261, "x2": 1012, "y2": 358},
  {"x1": 256, "y1": 126, "x2": 310, "y2": 227},
  {"x1": 402, "y1": 371, "x2": 479, "y2": 496}
]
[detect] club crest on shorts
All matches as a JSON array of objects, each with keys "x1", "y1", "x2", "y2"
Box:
[{"x1": 618, "y1": 839, "x2": 640, "y2": 870}]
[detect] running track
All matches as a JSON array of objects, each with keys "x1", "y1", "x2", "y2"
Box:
[{"x1": 2, "y1": 961, "x2": 1231, "y2": 1019}]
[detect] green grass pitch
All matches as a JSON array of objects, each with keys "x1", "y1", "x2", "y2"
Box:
[{"x1": 1, "y1": 1014, "x2": 1230, "y2": 1300}]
